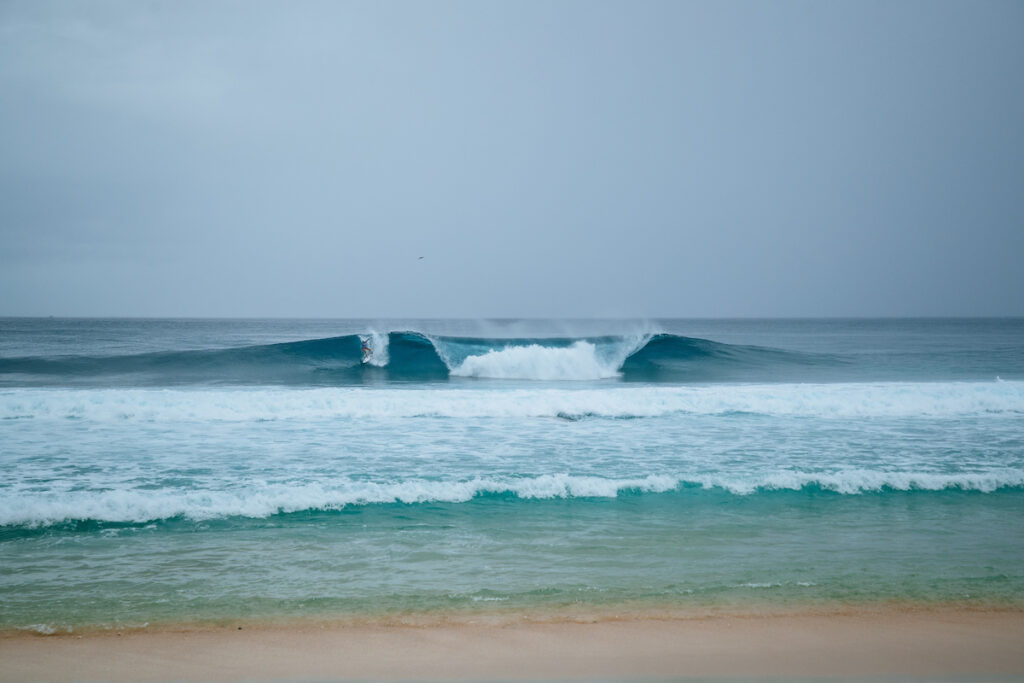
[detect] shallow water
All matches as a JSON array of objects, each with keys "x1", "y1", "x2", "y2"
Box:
[{"x1": 1, "y1": 318, "x2": 1022, "y2": 632}]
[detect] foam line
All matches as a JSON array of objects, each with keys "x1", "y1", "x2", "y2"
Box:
[
  {"x1": 3, "y1": 471, "x2": 1022, "y2": 527},
  {"x1": 1, "y1": 381, "x2": 1021, "y2": 422}
]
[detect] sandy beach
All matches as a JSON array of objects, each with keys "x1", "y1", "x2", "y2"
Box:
[{"x1": 2, "y1": 607, "x2": 1022, "y2": 681}]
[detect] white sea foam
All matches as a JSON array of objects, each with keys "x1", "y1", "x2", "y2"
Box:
[
  {"x1": 364, "y1": 330, "x2": 390, "y2": 367},
  {"x1": 1, "y1": 470, "x2": 1022, "y2": 526},
  {"x1": 695, "y1": 469, "x2": 1024, "y2": 495},
  {"x1": 1, "y1": 381, "x2": 1021, "y2": 422},
  {"x1": 0, "y1": 474, "x2": 680, "y2": 526},
  {"x1": 448, "y1": 341, "x2": 620, "y2": 380},
  {"x1": 440, "y1": 335, "x2": 650, "y2": 380}
]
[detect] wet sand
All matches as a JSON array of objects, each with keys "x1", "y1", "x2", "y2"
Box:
[{"x1": 2, "y1": 607, "x2": 1022, "y2": 681}]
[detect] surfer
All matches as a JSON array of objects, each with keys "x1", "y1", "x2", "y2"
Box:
[{"x1": 361, "y1": 337, "x2": 373, "y2": 363}]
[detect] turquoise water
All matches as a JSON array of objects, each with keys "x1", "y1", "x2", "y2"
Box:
[{"x1": 1, "y1": 318, "x2": 1022, "y2": 632}]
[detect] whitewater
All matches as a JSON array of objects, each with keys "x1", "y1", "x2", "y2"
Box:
[
  {"x1": 1, "y1": 318, "x2": 1023, "y2": 632},
  {"x1": 3, "y1": 381, "x2": 1021, "y2": 421}
]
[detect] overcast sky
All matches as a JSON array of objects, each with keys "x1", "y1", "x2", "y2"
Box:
[{"x1": 1, "y1": 0, "x2": 1022, "y2": 317}]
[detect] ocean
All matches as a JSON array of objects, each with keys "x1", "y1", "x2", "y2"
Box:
[{"x1": 1, "y1": 318, "x2": 1022, "y2": 634}]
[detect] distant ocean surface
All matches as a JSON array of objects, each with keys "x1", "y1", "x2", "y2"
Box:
[{"x1": 1, "y1": 318, "x2": 1022, "y2": 633}]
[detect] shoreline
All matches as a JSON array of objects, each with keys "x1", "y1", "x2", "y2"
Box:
[
  {"x1": 3, "y1": 605, "x2": 1022, "y2": 681},
  {"x1": 5, "y1": 598, "x2": 1023, "y2": 636}
]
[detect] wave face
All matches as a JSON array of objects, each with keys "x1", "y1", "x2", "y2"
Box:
[
  {"x1": 0, "y1": 332, "x2": 447, "y2": 385},
  {"x1": 0, "y1": 334, "x2": 364, "y2": 385},
  {"x1": 620, "y1": 333, "x2": 831, "y2": 381},
  {"x1": 0, "y1": 331, "x2": 834, "y2": 386}
]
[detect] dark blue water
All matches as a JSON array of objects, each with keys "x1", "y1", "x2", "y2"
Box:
[{"x1": 1, "y1": 318, "x2": 1021, "y2": 386}]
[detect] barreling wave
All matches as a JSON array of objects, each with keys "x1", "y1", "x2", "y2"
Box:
[
  {"x1": 0, "y1": 331, "x2": 834, "y2": 386},
  {"x1": 3, "y1": 471, "x2": 1023, "y2": 528}
]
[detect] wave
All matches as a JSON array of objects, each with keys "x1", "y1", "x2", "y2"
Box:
[
  {"x1": 3, "y1": 471, "x2": 1022, "y2": 527},
  {"x1": 2, "y1": 382, "x2": 1021, "y2": 421},
  {"x1": 0, "y1": 331, "x2": 832, "y2": 385},
  {"x1": 446, "y1": 340, "x2": 636, "y2": 380}
]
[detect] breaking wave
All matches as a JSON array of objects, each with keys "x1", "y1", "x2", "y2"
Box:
[
  {"x1": 447, "y1": 340, "x2": 632, "y2": 380},
  {"x1": 0, "y1": 331, "x2": 831, "y2": 386},
  {"x1": 3, "y1": 471, "x2": 1023, "y2": 528}
]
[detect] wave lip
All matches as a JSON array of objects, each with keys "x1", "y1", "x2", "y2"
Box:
[{"x1": 3, "y1": 471, "x2": 1023, "y2": 528}]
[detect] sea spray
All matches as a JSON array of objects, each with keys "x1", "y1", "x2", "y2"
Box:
[{"x1": 363, "y1": 330, "x2": 390, "y2": 367}]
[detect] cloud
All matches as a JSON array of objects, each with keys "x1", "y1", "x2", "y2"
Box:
[{"x1": 2, "y1": 0, "x2": 1023, "y2": 316}]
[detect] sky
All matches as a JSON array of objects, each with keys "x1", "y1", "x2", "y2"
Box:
[{"x1": 1, "y1": 0, "x2": 1022, "y2": 318}]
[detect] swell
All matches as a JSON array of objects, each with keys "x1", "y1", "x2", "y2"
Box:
[
  {"x1": 620, "y1": 333, "x2": 835, "y2": 381},
  {"x1": 0, "y1": 331, "x2": 834, "y2": 385},
  {"x1": 2, "y1": 473, "x2": 1023, "y2": 530},
  {"x1": 0, "y1": 332, "x2": 447, "y2": 386}
]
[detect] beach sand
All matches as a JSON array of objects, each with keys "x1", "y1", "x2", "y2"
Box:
[{"x1": 1, "y1": 607, "x2": 1023, "y2": 681}]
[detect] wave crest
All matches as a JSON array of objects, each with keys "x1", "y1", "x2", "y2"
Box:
[
  {"x1": 0, "y1": 330, "x2": 830, "y2": 386},
  {"x1": 3, "y1": 471, "x2": 1022, "y2": 527}
]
